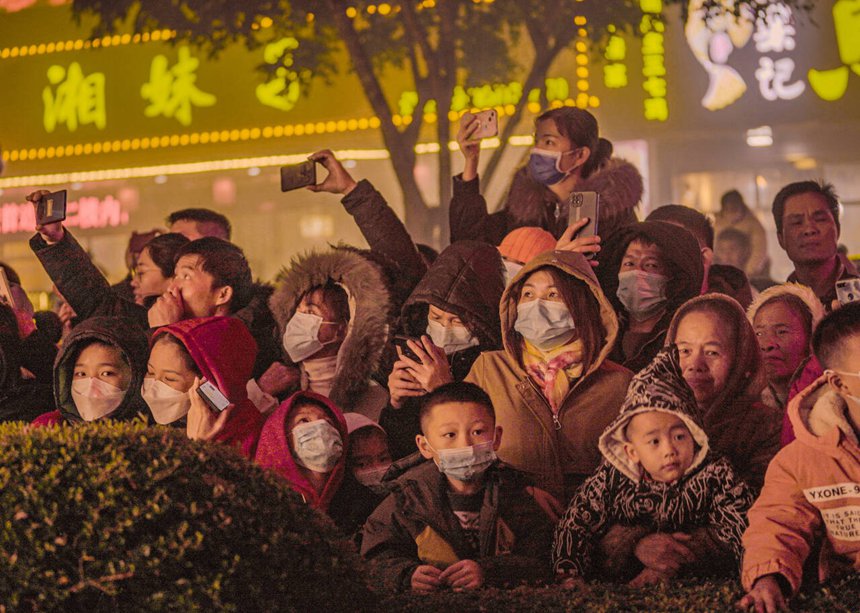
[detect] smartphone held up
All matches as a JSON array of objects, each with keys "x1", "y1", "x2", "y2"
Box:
[
  {"x1": 280, "y1": 160, "x2": 318, "y2": 192},
  {"x1": 35, "y1": 189, "x2": 68, "y2": 226},
  {"x1": 465, "y1": 109, "x2": 498, "y2": 140}
]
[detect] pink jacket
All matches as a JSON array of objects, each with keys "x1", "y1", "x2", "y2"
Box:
[{"x1": 741, "y1": 375, "x2": 860, "y2": 595}]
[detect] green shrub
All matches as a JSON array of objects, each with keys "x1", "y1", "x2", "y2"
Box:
[{"x1": 0, "y1": 420, "x2": 375, "y2": 612}]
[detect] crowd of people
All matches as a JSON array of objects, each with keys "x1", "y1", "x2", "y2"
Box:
[{"x1": 2, "y1": 106, "x2": 858, "y2": 612}]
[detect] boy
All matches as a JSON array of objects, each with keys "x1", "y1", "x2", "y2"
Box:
[
  {"x1": 552, "y1": 347, "x2": 754, "y2": 587},
  {"x1": 360, "y1": 381, "x2": 553, "y2": 594},
  {"x1": 739, "y1": 302, "x2": 860, "y2": 613}
]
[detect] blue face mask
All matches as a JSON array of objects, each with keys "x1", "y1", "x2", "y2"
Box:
[{"x1": 528, "y1": 147, "x2": 571, "y2": 186}]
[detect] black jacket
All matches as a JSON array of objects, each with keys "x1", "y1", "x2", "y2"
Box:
[{"x1": 0, "y1": 308, "x2": 53, "y2": 422}]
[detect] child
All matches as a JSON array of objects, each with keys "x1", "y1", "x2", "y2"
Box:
[
  {"x1": 552, "y1": 347, "x2": 754, "y2": 587},
  {"x1": 739, "y1": 302, "x2": 860, "y2": 613},
  {"x1": 361, "y1": 381, "x2": 553, "y2": 594},
  {"x1": 345, "y1": 413, "x2": 393, "y2": 492}
]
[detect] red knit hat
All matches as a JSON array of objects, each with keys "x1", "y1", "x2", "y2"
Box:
[{"x1": 498, "y1": 226, "x2": 557, "y2": 264}]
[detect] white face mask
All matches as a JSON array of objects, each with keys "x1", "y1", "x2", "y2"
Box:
[
  {"x1": 426, "y1": 319, "x2": 479, "y2": 355},
  {"x1": 828, "y1": 369, "x2": 860, "y2": 408},
  {"x1": 282, "y1": 311, "x2": 339, "y2": 363},
  {"x1": 503, "y1": 260, "x2": 524, "y2": 286},
  {"x1": 291, "y1": 418, "x2": 344, "y2": 473},
  {"x1": 141, "y1": 378, "x2": 191, "y2": 425},
  {"x1": 427, "y1": 439, "x2": 497, "y2": 482},
  {"x1": 71, "y1": 377, "x2": 126, "y2": 421},
  {"x1": 514, "y1": 299, "x2": 576, "y2": 351},
  {"x1": 616, "y1": 270, "x2": 669, "y2": 321},
  {"x1": 354, "y1": 462, "x2": 392, "y2": 493}
]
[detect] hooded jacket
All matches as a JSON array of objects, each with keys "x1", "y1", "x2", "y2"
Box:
[
  {"x1": 269, "y1": 248, "x2": 392, "y2": 421},
  {"x1": 152, "y1": 317, "x2": 263, "y2": 458},
  {"x1": 464, "y1": 250, "x2": 633, "y2": 499},
  {"x1": 449, "y1": 158, "x2": 643, "y2": 245},
  {"x1": 741, "y1": 375, "x2": 860, "y2": 596},
  {"x1": 30, "y1": 230, "x2": 280, "y2": 379},
  {"x1": 552, "y1": 347, "x2": 754, "y2": 580},
  {"x1": 0, "y1": 305, "x2": 53, "y2": 423},
  {"x1": 599, "y1": 220, "x2": 705, "y2": 374},
  {"x1": 746, "y1": 283, "x2": 825, "y2": 415},
  {"x1": 361, "y1": 459, "x2": 554, "y2": 594},
  {"x1": 33, "y1": 316, "x2": 150, "y2": 426},
  {"x1": 380, "y1": 241, "x2": 506, "y2": 460},
  {"x1": 254, "y1": 390, "x2": 349, "y2": 513}
]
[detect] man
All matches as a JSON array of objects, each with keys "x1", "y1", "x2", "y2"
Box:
[
  {"x1": 167, "y1": 208, "x2": 231, "y2": 241},
  {"x1": 772, "y1": 180, "x2": 858, "y2": 310},
  {"x1": 646, "y1": 204, "x2": 714, "y2": 292}
]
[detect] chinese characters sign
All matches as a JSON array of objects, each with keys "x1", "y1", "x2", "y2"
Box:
[{"x1": 0, "y1": 195, "x2": 128, "y2": 234}]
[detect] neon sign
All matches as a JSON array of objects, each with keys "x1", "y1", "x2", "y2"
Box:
[
  {"x1": 808, "y1": 0, "x2": 860, "y2": 101},
  {"x1": 641, "y1": 1, "x2": 668, "y2": 121},
  {"x1": 0, "y1": 195, "x2": 128, "y2": 234}
]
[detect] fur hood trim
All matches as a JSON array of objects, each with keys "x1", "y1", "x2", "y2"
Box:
[
  {"x1": 746, "y1": 282, "x2": 826, "y2": 329},
  {"x1": 269, "y1": 247, "x2": 392, "y2": 409}
]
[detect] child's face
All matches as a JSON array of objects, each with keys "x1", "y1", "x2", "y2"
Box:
[
  {"x1": 74, "y1": 343, "x2": 131, "y2": 390},
  {"x1": 623, "y1": 411, "x2": 695, "y2": 483},
  {"x1": 350, "y1": 428, "x2": 392, "y2": 471},
  {"x1": 287, "y1": 402, "x2": 333, "y2": 435},
  {"x1": 416, "y1": 401, "x2": 501, "y2": 461}
]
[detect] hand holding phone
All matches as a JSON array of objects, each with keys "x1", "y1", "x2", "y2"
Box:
[
  {"x1": 280, "y1": 160, "x2": 317, "y2": 192},
  {"x1": 468, "y1": 109, "x2": 498, "y2": 140},
  {"x1": 393, "y1": 335, "x2": 423, "y2": 364},
  {"x1": 836, "y1": 278, "x2": 860, "y2": 305},
  {"x1": 568, "y1": 191, "x2": 600, "y2": 240},
  {"x1": 197, "y1": 379, "x2": 231, "y2": 412},
  {"x1": 305, "y1": 150, "x2": 358, "y2": 195},
  {"x1": 26, "y1": 189, "x2": 66, "y2": 243}
]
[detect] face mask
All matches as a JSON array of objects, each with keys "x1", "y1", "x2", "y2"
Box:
[
  {"x1": 354, "y1": 463, "x2": 391, "y2": 494},
  {"x1": 427, "y1": 439, "x2": 497, "y2": 482},
  {"x1": 71, "y1": 377, "x2": 126, "y2": 421},
  {"x1": 514, "y1": 299, "x2": 576, "y2": 351},
  {"x1": 528, "y1": 147, "x2": 571, "y2": 186},
  {"x1": 283, "y1": 311, "x2": 339, "y2": 363},
  {"x1": 503, "y1": 260, "x2": 523, "y2": 286},
  {"x1": 426, "y1": 319, "x2": 479, "y2": 355},
  {"x1": 141, "y1": 378, "x2": 191, "y2": 425},
  {"x1": 616, "y1": 270, "x2": 669, "y2": 321},
  {"x1": 291, "y1": 419, "x2": 344, "y2": 473}
]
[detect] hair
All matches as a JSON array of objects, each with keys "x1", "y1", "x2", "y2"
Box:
[
  {"x1": 33, "y1": 310, "x2": 63, "y2": 345},
  {"x1": 153, "y1": 333, "x2": 201, "y2": 377},
  {"x1": 304, "y1": 279, "x2": 350, "y2": 324},
  {"x1": 622, "y1": 230, "x2": 683, "y2": 283},
  {"x1": 167, "y1": 208, "x2": 232, "y2": 240},
  {"x1": 419, "y1": 381, "x2": 495, "y2": 434},
  {"x1": 536, "y1": 107, "x2": 612, "y2": 178},
  {"x1": 142, "y1": 232, "x2": 190, "y2": 278},
  {"x1": 0, "y1": 262, "x2": 21, "y2": 286},
  {"x1": 288, "y1": 396, "x2": 334, "y2": 430},
  {"x1": 812, "y1": 302, "x2": 860, "y2": 369},
  {"x1": 720, "y1": 190, "x2": 746, "y2": 215},
  {"x1": 674, "y1": 299, "x2": 740, "y2": 353},
  {"x1": 755, "y1": 293, "x2": 815, "y2": 341},
  {"x1": 716, "y1": 228, "x2": 753, "y2": 266},
  {"x1": 508, "y1": 265, "x2": 605, "y2": 372},
  {"x1": 175, "y1": 238, "x2": 253, "y2": 311},
  {"x1": 646, "y1": 205, "x2": 714, "y2": 250},
  {"x1": 75, "y1": 339, "x2": 130, "y2": 371},
  {"x1": 771, "y1": 180, "x2": 840, "y2": 236}
]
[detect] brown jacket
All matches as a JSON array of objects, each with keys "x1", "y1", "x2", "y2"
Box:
[{"x1": 465, "y1": 251, "x2": 632, "y2": 500}]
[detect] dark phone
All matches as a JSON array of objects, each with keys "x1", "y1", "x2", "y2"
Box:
[
  {"x1": 197, "y1": 379, "x2": 231, "y2": 412},
  {"x1": 280, "y1": 161, "x2": 317, "y2": 192},
  {"x1": 393, "y1": 335, "x2": 422, "y2": 363},
  {"x1": 568, "y1": 191, "x2": 600, "y2": 242},
  {"x1": 36, "y1": 189, "x2": 68, "y2": 225}
]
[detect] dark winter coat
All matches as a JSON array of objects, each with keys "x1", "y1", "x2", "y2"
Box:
[
  {"x1": 599, "y1": 220, "x2": 704, "y2": 374},
  {"x1": 361, "y1": 460, "x2": 554, "y2": 594},
  {"x1": 552, "y1": 347, "x2": 754, "y2": 580},
  {"x1": 0, "y1": 306, "x2": 52, "y2": 422},
  {"x1": 32, "y1": 316, "x2": 150, "y2": 426},
  {"x1": 380, "y1": 241, "x2": 505, "y2": 460},
  {"x1": 449, "y1": 158, "x2": 643, "y2": 244},
  {"x1": 29, "y1": 229, "x2": 280, "y2": 379}
]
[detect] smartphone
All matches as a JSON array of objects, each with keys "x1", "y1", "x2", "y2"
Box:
[
  {"x1": 469, "y1": 109, "x2": 498, "y2": 140},
  {"x1": 36, "y1": 189, "x2": 68, "y2": 225},
  {"x1": 836, "y1": 278, "x2": 860, "y2": 305},
  {"x1": 0, "y1": 267, "x2": 15, "y2": 309},
  {"x1": 197, "y1": 379, "x2": 231, "y2": 412},
  {"x1": 393, "y1": 335, "x2": 422, "y2": 363},
  {"x1": 280, "y1": 161, "x2": 317, "y2": 192},
  {"x1": 568, "y1": 191, "x2": 600, "y2": 243}
]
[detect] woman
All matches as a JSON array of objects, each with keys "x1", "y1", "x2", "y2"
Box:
[
  {"x1": 32, "y1": 316, "x2": 149, "y2": 426},
  {"x1": 381, "y1": 240, "x2": 505, "y2": 459},
  {"x1": 145, "y1": 316, "x2": 264, "y2": 458},
  {"x1": 598, "y1": 220, "x2": 704, "y2": 374},
  {"x1": 130, "y1": 232, "x2": 190, "y2": 306},
  {"x1": 465, "y1": 250, "x2": 632, "y2": 500},
  {"x1": 450, "y1": 107, "x2": 642, "y2": 245},
  {"x1": 666, "y1": 294, "x2": 780, "y2": 491},
  {"x1": 747, "y1": 283, "x2": 824, "y2": 412}
]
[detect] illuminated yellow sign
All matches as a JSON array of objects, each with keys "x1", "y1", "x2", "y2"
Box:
[
  {"x1": 808, "y1": 0, "x2": 860, "y2": 101},
  {"x1": 42, "y1": 61, "x2": 106, "y2": 132},
  {"x1": 641, "y1": 1, "x2": 668, "y2": 121},
  {"x1": 256, "y1": 37, "x2": 303, "y2": 111},
  {"x1": 141, "y1": 45, "x2": 216, "y2": 126}
]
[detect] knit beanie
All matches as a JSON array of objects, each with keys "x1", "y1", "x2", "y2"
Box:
[{"x1": 498, "y1": 227, "x2": 557, "y2": 264}]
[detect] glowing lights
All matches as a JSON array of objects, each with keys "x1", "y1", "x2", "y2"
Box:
[
  {"x1": 572, "y1": 15, "x2": 598, "y2": 109},
  {"x1": 746, "y1": 125, "x2": 773, "y2": 147},
  {"x1": 640, "y1": 1, "x2": 668, "y2": 121},
  {"x1": 0, "y1": 30, "x2": 176, "y2": 60}
]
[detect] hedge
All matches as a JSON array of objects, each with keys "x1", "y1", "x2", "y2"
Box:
[{"x1": 0, "y1": 420, "x2": 373, "y2": 612}]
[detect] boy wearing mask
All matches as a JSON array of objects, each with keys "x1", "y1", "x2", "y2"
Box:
[
  {"x1": 739, "y1": 302, "x2": 860, "y2": 613},
  {"x1": 361, "y1": 382, "x2": 553, "y2": 594},
  {"x1": 552, "y1": 347, "x2": 753, "y2": 587}
]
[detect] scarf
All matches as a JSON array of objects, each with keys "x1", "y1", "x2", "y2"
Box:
[
  {"x1": 521, "y1": 338, "x2": 585, "y2": 413},
  {"x1": 301, "y1": 355, "x2": 339, "y2": 398}
]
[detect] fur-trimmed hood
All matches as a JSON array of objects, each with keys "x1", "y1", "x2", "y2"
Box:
[
  {"x1": 401, "y1": 240, "x2": 505, "y2": 350},
  {"x1": 746, "y1": 282, "x2": 826, "y2": 329},
  {"x1": 269, "y1": 247, "x2": 392, "y2": 411},
  {"x1": 789, "y1": 374, "x2": 859, "y2": 453}
]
